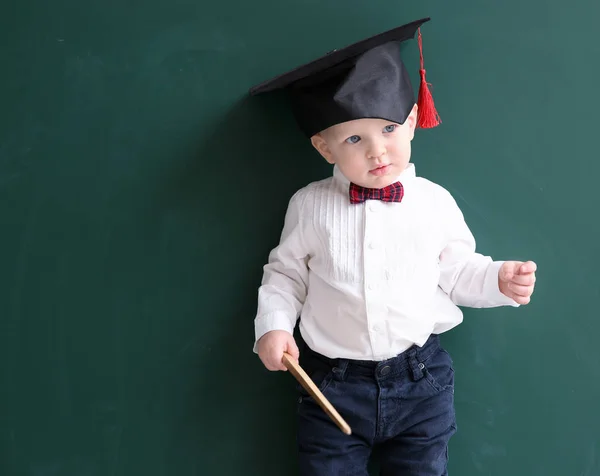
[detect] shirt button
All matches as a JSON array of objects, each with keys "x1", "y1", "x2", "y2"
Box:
[
  {"x1": 368, "y1": 284, "x2": 374, "y2": 290},
  {"x1": 368, "y1": 242, "x2": 375, "y2": 250},
  {"x1": 369, "y1": 204, "x2": 377, "y2": 212}
]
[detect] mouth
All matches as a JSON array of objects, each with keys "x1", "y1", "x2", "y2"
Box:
[{"x1": 369, "y1": 164, "x2": 391, "y2": 176}]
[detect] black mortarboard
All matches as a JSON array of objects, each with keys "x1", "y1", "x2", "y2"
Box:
[{"x1": 249, "y1": 17, "x2": 440, "y2": 138}]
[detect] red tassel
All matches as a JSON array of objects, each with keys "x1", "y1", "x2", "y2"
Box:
[{"x1": 416, "y1": 28, "x2": 440, "y2": 128}]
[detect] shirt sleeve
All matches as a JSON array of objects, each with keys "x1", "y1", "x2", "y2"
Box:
[
  {"x1": 437, "y1": 189, "x2": 519, "y2": 308},
  {"x1": 253, "y1": 190, "x2": 310, "y2": 352}
]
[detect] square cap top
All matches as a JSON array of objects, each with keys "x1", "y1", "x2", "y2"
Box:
[{"x1": 249, "y1": 17, "x2": 440, "y2": 137}]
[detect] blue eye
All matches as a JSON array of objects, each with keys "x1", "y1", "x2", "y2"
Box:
[
  {"x1": 345, "y1": 135, "x2": 361, "y2": 144},
  {"x1": 384, "y1": 124, "x2": 397, "y2": 133}
]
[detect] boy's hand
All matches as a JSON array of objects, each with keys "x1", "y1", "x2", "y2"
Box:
[
  {"x1": 498, "y1": 261, "x2": 537, "y2": 305},
  {"x1": 257, "y1": 330, "x2": 300, "y2": 371}
]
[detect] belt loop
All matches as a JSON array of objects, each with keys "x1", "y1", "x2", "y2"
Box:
[
  {"x1": 332, "y1": 359, "x2": 349, "y2": 381},
  {"x1": 409, "y1": 351, "x2": 425, "y2": 381}
]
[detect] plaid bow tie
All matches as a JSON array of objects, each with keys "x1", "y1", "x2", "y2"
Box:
[{"x1": 349, "y1": 181, "x2": 404, "y2": 204}]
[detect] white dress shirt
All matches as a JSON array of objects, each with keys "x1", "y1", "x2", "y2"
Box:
[{"x1": 254, "y1": 164, "x2": 517, "y2": 361}]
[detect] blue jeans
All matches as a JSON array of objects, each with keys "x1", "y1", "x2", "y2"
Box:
[{"x1": 296, "y1": 334, "x2": 456, "y2": 476}]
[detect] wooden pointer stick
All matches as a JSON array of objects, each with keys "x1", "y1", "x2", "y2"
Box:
[{"x1": 282, "y1": 352, "x2": 352, "y2": 435}]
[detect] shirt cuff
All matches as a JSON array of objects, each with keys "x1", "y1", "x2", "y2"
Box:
[
  {"x1": 484, "y1": 261, "x2": 520, "y2": 307},
  {"x1": 253, "y1": 312, "x2": 296, "y2": 354}
]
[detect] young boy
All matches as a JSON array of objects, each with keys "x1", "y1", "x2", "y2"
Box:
[{"x1": 249, "y1": 17, "x2": 536, "y2": 476}]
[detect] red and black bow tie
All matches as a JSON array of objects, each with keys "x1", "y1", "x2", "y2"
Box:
[{"x1": 349, "y1": 181, "x2": 404, "y2": 204}]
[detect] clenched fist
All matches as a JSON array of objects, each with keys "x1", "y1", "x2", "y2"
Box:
[
  {"x1": 257, "y1": 330, "x2": 300, "y2": 371},
  {"x1": 498, "y1": 261, "x2": 537, "y2": 305}
]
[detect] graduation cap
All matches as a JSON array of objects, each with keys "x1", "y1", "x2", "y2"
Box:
[{"x1": 249, "y1": 17, "x2": 440, "y2": 138}]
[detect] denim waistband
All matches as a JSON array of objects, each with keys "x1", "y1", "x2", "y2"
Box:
[{"x1": 300, "y1": 334, "x2": 441, "y2": 380}]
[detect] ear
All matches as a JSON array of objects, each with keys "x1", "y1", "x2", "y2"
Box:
[
  {"x1": 310, "y1": 133, "x2": 335, "y2": 164},
  {"x1": 406, "y1": 104, "x2": 418, "y2": 140}
]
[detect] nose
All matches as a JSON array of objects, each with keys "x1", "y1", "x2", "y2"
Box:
[{"x1": 367, "y1": 140, "x2": 386, "y2": 161}]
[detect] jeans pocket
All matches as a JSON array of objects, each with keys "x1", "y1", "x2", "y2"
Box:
[
  {"x1": 296, "y1": 364, "x2": 334, "y2": 402},
  {"x1": 423, "y1": 348, "x2": 455, "y2": 394}
]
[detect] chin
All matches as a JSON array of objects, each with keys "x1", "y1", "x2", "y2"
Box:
[
  {"x1": 375, "y1": 180, "x2": 397, "y2": 189},
  {"x1": 369, "y1": 175, "x2": 397, "y2": 187}
]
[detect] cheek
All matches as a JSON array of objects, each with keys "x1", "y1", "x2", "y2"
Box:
[
  {"x1": 388, "y1": 137, "x2": 411, "y2": 156},
  {"x1": 349, "y1": 150, "x2": 368, "y2": 170},
  {"x1": 334, "y1": 149, "x2": 367, "y2": 175},
  {"x1": 335, "y1": 147, "x2": 362, "y2": 164}
]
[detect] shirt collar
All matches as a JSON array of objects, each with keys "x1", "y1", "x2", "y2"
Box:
[{"x1": 333, "y1": 163, "x2": 416, "y2": 187}]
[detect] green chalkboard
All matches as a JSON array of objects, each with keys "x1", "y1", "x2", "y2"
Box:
[{"x1": 1, "y1": 0, "x2": 599, "y2": 475}]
